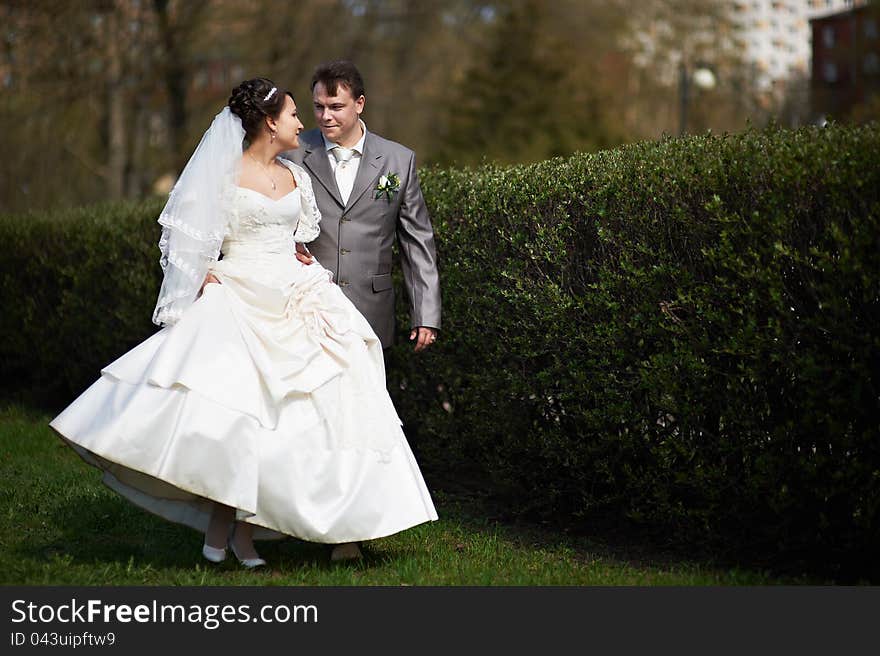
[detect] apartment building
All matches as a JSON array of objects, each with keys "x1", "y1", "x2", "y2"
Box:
[
  {"x1": 810, "y1": 3, "x2": 880, "y2": 118},
  {"x1": 731, "y1": 0, "x2": 866, "y2": 90}
]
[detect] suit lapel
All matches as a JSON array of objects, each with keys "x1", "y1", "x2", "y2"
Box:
[
  {"x1": 302, "y1": 137, "x2": 344, "y2": 208},
  {"x1": 345, "y1": 133, "x2": 384, "y2": 211}
]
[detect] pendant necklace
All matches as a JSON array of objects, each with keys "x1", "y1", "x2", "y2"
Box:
[{"x1": 248, "y1": 152, "x2": 276, "y2": 191}]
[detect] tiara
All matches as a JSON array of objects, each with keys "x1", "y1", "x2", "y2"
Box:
[{"x1": 263, "y1": 87, "x2": 277, "y2": 102}]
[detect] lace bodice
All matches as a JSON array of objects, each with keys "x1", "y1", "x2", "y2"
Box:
[
  {"x1": 222, "y1": 187, "x2": 302, "y2": 258},
  {"x1": 222, "y1": 159, "x2": 320, "y2": 257}
]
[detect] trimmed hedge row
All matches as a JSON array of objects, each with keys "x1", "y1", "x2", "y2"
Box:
[
  {"x1": 2, "y1": 123, "x2": 878, "y2": 579},
  {"x1": 0, "y1": 200, "x2": 162, "y2": 406},
  {"x1": 0, "y1": 200, "x2": 164, "y2": 407},
  {"x1": 388, "y1": 123, "x2": 880, "y2": 580}
]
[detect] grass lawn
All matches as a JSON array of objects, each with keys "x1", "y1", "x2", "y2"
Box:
[{"x1": 0, "y1": 404, "x2": 810, "y2": 585}]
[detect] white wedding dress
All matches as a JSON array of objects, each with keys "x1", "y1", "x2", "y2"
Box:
[{"x1": 50, "y1": 158, "x2": 438, "y2": 543}]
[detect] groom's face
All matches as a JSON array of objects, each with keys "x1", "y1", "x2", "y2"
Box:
[{"x1": 312, "y1": 81, "x2": 365, "y2": 148}]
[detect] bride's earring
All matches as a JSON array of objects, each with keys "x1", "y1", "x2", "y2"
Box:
[{"x1": 270, "y1": 130, "x2": 276, "y2": 143}]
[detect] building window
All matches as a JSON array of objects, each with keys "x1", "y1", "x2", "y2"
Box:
[
  {"x1": 865, "y1": 20, "x2": 878, "y2": 40},
  {"x1": 823, "y1": 61, "x2": 838, "y2": 82},
  {"x1": 823, "y1": 26, "x2": 835, "y2": 48},
  {"x1": 865, "y1": 53, "x2": 880, "y2": 75}
]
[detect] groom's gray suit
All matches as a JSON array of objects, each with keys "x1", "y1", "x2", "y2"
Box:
[{"x1": 286, "y1": 128, "x2": 441, "y2": 348}]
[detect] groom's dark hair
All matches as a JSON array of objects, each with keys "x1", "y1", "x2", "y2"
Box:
[{"x1": 311, "y1": 60, "x2": 365, "y2": 100}]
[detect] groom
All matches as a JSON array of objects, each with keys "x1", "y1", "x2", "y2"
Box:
[{"x1": 286, "y1": 60, "x2": 441, "y2": 352}]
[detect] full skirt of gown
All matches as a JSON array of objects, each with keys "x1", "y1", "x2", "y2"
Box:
[{"x1": 49, "y1": 246, "x2": 438, "y2": 543}]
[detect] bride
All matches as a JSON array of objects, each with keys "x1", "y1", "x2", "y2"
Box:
[{"x1": 49, "y1": 77, "x2": 438, "y2": 568}]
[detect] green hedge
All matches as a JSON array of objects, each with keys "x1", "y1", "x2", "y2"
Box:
[
  {"x1": 0, "y1": 200, "x2": 163, "y2": 406},
  {"x1": 2, "y1": 123, "x2": 878, "y2": 580},
  {"x1": 388, "y1": 123, "x2": 880, "y2": 581}
]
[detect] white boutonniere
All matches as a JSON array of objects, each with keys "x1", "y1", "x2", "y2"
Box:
[{"x1": 374, "y1": 172, "x2": 401, "y2": 201}]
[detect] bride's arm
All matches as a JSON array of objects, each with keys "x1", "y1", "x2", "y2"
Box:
[
  {"x1": 288, "y1": 162, "x2": 321, "y2": 244},
  {"x1": 285, "y1": 162, "x2": 320, "y2": 265},
  {"x1": 200, "y1": 272, "x2": 220, "y2": 294}
]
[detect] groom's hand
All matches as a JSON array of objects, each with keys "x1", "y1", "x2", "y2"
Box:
[{"x1": 410, "y1": 327, "x2": 438, "y2": 353}]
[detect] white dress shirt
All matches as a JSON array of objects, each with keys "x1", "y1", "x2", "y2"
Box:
[{"x1": 323, "y1": 119, "x2": 367, "y2": 205}]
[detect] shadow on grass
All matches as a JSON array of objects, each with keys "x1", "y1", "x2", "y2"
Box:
[
  {"x1": 426, "y1": 486, "x2": 824, "y2": 584},
  {"x1": 22, "y1": 494, "x2": 201, "y2": 568},
  {"x1": 23, "y1": 492, "x2": 393, "y2": 574}
]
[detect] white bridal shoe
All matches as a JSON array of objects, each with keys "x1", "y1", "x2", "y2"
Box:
[
  {"x1": 202, "y1": 542, "x2": 227, "y2": 563},
  {"x1": 203, "y1": 521, "x2": 265, "y2": 568},
  {"x1": 229, "y1": 538, "x2": 266, "y2": 569}
]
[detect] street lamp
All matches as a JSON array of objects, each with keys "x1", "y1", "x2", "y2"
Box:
[{"x1": 679, "y1": 61, "x2": 717, "y2": 135}]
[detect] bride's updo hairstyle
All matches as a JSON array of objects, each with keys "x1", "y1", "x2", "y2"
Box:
[{"x1": 228, "y1": 77, "x2": 292, "y2": 141}]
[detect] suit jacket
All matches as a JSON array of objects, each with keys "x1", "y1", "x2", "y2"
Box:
[{"x1": 284, "y1": 128, "x2": 441, "y2": 348}]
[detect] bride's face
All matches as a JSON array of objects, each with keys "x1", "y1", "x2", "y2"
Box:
[{"x1": 269, "y1": 95, "x2": 304, "y2": 149}]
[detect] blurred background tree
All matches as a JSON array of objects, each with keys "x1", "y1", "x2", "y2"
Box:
[
  {"x1": 0, "y1": 0, "x2": 837, "y2": 213},
  {"x1": 433, "y1": 0, "x2": 627, "y2": 166}
]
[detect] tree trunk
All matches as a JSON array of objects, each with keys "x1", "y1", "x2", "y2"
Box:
[
  {"x1": 154, "y1": 0, "x2": 190, "y2": 174},
  {"x1": 106, "y1": 4, "x2": 126, "y2": 199}
]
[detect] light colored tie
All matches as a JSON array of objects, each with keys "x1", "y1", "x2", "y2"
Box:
[{"x1": 332, "y1": 146, "x2": 356, "y2": 204}]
